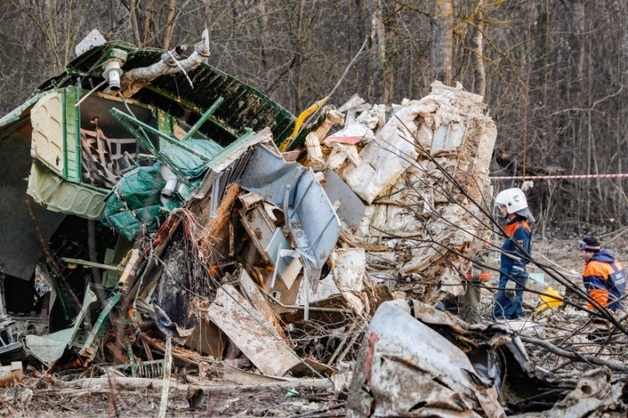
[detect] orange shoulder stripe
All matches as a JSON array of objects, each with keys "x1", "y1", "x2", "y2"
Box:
[
  {"x1": 583, "y1": 261, "x2": 613, "y2": 278},
  {"x1": 503, "y1": 220, "x2": 530, "y2": 238}
]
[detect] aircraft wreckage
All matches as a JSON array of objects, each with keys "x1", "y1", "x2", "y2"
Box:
[{"x1": 0, "y1": 30, "x2": 626, "y2": 416}]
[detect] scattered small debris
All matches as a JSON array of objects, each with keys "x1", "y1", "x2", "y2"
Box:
[{"x1": 0, "y1": 29, "x2": 625, "y2": 417}]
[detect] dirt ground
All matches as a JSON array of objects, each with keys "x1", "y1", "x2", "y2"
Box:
[
  {"x1": 1, "y1": 231, "x2": 626, "y2": 418},
  {"x1": 0, "y1": 375, "x2": 342, "y2": 417}
]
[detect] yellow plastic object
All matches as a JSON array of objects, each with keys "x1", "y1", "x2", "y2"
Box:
[
  {"x1": 536, "y1": 287, "x2": 564, "y2": 313},
  {"x1": 279, "y1": 97, "x2": 328, "y2": 151}
]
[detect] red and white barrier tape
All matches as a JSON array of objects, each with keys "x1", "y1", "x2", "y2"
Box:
[{"x1": 490, "y1": 173, "x2": 628, "y2": 180}]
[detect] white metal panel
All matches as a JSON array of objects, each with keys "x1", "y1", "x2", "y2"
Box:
[{"x1": 31, "y1": 92, "x2": 65, "y2": 175}]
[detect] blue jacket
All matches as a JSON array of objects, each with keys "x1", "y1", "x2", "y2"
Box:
[
  {"x1": 500, "y1": 216, "x2": 532, "y2": 278},
  {"x1": 583, "y1": 249, "x2": 626, "y2": 311}
]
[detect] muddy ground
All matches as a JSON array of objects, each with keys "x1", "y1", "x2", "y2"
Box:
[{"x1": 2, "y1": 231, "x2": 626, "y2": 417}]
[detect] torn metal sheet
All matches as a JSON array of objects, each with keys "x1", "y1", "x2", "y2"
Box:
[
  {"x1": 295, "y1": 274, "x2": 341, "y2": 306},
  {"x1": 237, "y1": 143, "x2": 342, "y2": 319},
  {"x1": 321, "y1": 169, "x2": 365, "y2": 232},
  {"x1": 0, "y1": 317, "x2": 21, "y2": 355},
  {"x1": 239, "y1": 198, "x2": 302, "y2": 289},
  {"x1": 238, "y1": 144, "x2": 341, "y2": 273},
  {"x1": 24, "y1": 285, "x2": 98, "y2": 366},
  {"x1": 513, "y1": 369, "x2": 622, "y2": 418},
  {"x1": 347, "y1": 299, "x2": 505, "y2": 417},
  {"x1": 192, "y1": 128, "x2": 273, "y2": 200},
  {"x1": 208, "y1": 284, "x2": 301, "y2": 376},
  {"x1": 78, "y1": 290, "x2": 121, "y2": 360},
  {"x1": 348, "y1": 299, "x2": 614, "y2": 416}
]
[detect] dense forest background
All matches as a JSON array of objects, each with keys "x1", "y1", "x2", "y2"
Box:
[{"x1": 0, "y1": 0, "x2": 626, "y2": 235}]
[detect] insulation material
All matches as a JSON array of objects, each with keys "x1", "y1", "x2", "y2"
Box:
[
  {"x1": 305, "y1": 109, "x2": 344, "y2": 169},
  {"x1": 295, "y1": 274, "x2": 340, "y2": 306},
  {"x1": 324, "y1": 123, "x2": 374, "y2": 145},
  {"x1": 337, "y1": 82, "x2": 497, "y2": 302},
  {"x1": 325, "y1": 143, "x2": 361, "y2": 170},
  {"x1": 321, "y1": 169, "x2": 366, "y2": 232},
  {"x1": 329, "y1": 248, "x2": 368, "y2": 315},
  {"x1": 340, "y1": 103, "x2": 422, "y2": 204}
]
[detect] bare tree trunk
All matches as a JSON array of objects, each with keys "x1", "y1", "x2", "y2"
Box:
[
  {"x1": 129, "y1": 0, "x2": 141, "y2": 45},
  {"x1": 470, "y1": 0, "x2": 485, "y2": 97},
  {"x1": 143, "y1": 0, "x2": 156, "y2": 46},
  {"x1": 616, "y1": 0, "x2": 628, "y2": 221},
  {"x1": 162, "y1": 0, "x2": 177, "y2": 51},
  {"x1": 293, "y1": 0, "x2": 306, "y2": 112},
  {"x1": 431, "y1": 0, "x2": 453, "y2": 86},
  {"x1": 259, "y1": 0, "x2": 268, "y2": 73},
  {"x1": 366, "y1": 0, "x2": 389, "y2": 103}
]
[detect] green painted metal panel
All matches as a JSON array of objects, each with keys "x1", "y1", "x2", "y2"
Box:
[
  {"x1": 36, "y1": 43, "x2": 297, "y2": 146},
  {"x1": 63, "y1": 88, "x2": 82, "y2": 182},
  {"x1": 27, "y1": 161, "x2": 107, "y2": 220},
  {"x1": 157, "y1": 108, "x2": 173, "y2": 150}
]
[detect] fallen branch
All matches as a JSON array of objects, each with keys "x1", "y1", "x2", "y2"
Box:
[
  {"x1": 520, "y1": 335, "x2": 628, "y2": 373},
  {"x1": 57, "y1": 376, "x2": 332, "y2": 393}
]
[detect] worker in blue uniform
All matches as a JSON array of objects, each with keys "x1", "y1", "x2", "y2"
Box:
[
  {"x1": 492, "y1": 188, "x2": 533, "y2": 320},
  {"x1": 579, "y1": 236, "x2": 626, "y2": 312}
]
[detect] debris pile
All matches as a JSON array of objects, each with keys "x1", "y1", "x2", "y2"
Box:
[
  {"x1": 16, "y1": 78, "x2": 495, "y2": 378},
  {"x1": 346, "y1": 298, "x2": 628, "y2": 417},
  {"x1": 0, "y1": 17, "x2": 500, "y2": 384},
  {"x1": 4, "y1": 30, "x2": 626, "y2": 416}
]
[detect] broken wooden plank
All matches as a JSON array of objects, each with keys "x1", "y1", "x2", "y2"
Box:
[
  {"x1": 208, "y1": 284, "x2": 301, "y2": 376},
  {"x1": 200, "y1": 183, "x2": 241, "y2": 237},
  {"x1": 183, "y1": 300, "x2": 226, "y2": 357},
  {"x1": 238, "y1": 269, "x2": 288, "y2": 340}
]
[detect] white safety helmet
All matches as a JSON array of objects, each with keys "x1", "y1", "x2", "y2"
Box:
[{"x1": 494, "y1": 188, "x2": 528, "y2": 214}]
